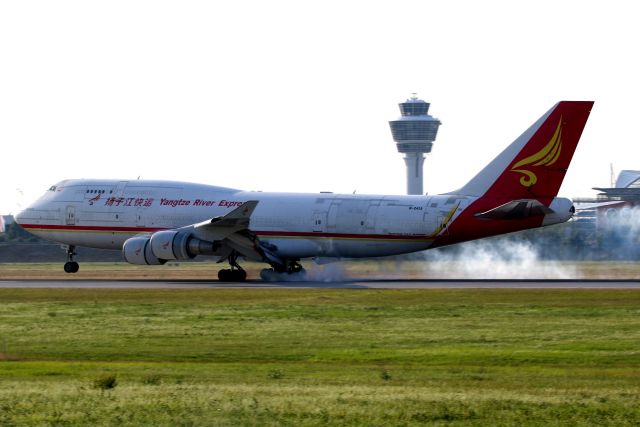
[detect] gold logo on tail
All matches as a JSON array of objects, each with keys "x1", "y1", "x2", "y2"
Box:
[{"x1": 510, "y1": 118, "x2": 563, "y2": 187}]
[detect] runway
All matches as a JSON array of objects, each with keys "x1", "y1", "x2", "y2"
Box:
[{"x1": 1, "y1": 279, "x2": 640, "y2": 289}]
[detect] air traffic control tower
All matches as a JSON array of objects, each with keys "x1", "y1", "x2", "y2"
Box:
[{"x1": 389, "y1": 95, "x2": 441, "y2": 195}]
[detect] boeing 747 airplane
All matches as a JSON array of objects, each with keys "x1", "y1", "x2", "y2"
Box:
[{"x1": 15, "y1": 101, "x2": 593, "y2": 281}]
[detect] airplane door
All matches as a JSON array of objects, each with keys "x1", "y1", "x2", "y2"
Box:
[
  {"x1": 363, "y1": 202, "x2": 380, "y2": 233},
  {"x1": 423, "y1": 212, "x2": 439, "y2": 236},
  {"x1": 66, "y1": 206, "x2": 76, "y2": 225},
  {"x1": 326, "y1": 202, "x2": 339, "y2": 232},
  {"x1": 136, "y1": 208, "x2": 145, "y2": 227},
  {"x1": 423, "y1": 197, "x2": 438, "y2": 235},
  {"x1": 312, "y1": 211, "x2": 326, "y2": 233}
]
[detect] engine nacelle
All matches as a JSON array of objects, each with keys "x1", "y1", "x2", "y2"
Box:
[
  {"x1": 542, "y1": 197, "x2": 575, "y2": 226},
  {"x1": 122, "y1": 235, "x2": 166, "y2": 265},
  {"x1": 150, "y1": 230, "x2": 193, "y2": 260},
  {"x1": 149, "y1": 229, "x2": 218, "y2": 261}
]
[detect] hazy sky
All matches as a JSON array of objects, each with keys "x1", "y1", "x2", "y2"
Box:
[{"x1": 1, "y1": 1, "x2": 637, "y2": 214}]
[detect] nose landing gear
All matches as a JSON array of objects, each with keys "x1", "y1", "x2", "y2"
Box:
[{"x1": 63, "y1": 245, "x2": 79, "y2": 273}]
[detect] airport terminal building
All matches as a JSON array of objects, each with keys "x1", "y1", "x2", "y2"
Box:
[
  {"x1": 593, "y1": 170, "x2": 640, "y2": 205},
  {"x1": 569, "y1": 170, "x2": 640, "y2": 231}
]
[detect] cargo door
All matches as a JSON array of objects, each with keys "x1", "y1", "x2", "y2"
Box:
[
  {"x1": 363, "y1": 201, "x2": 380, "y2": 233},
  {"x1": 326, "y1": 202, "x2": 339, "y2": 232}
]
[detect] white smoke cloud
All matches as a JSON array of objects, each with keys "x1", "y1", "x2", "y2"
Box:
[
  {"x1": 599, "y1": 207, "x2": 640, "y2": 259},
  {"x1": 305, "y1": 261, "x2": 350, "y2": 282},
  {"x1": 296, "y1": 207, "x2": 640, "y2": 281},
  {"x1": 421, "y1": 238, "x2": 577, "y2": 279},
  {"x1": 299, "y1": 235, "x2": 578, "y2": 281}
]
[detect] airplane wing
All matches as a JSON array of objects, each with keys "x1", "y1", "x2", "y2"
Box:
[
  {"x1": 189, "y1": 200, "x2": 268, "y2": 262},
  {"x1": 124, "y1": 200, "x2": 287, "y2": 268},
  {"x1": 192, "y1": 200, "x2": 259, "y2": 240},
  {"x1": 191, "y1": 201, "x2": 285, "y2": 267},
  {"x1": 474, "y1": 199, "x2": 554, "y2": 220}
]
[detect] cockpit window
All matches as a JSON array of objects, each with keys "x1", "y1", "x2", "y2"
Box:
[{"x1": 48, "y1": 185, "x2": 57, "y2": 192}]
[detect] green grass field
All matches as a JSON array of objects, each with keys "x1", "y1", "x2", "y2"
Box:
[{"x1": 1, "y1": 288, "x2": 640, "y2": 426}]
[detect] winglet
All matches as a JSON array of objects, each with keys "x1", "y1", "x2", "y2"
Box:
[
  {"x1": 193, "y1": 200, "x2": 259, "y2": 237},
  {"x1": 210, "y1": 200, "x2": 259, "y2": 225}
]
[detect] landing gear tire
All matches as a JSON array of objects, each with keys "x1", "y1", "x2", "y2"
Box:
[
  {"x1": 64, "y1": 261, "x2": 79, "y2": 274},
  {"x1": 218, "y1": 251, "x2": 248, "y2": 282},
  {"x1": 218, "y1": 268, "x2": 247, "y2": 282},
  {"x1": 260, "y1": 268, "x2": 307, "y2": 282}
]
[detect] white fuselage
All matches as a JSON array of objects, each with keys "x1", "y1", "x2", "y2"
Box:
[{"x1": 16, "y1": 179, "x2": 476, "y2": 260}]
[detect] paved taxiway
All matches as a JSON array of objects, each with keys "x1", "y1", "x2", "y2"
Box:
[{"x1": 1, "y1": 279, "x2": 639, "y2": 289}]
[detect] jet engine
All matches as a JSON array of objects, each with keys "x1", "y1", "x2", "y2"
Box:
[
  {"x1": 122, "y1": 235, "x2": 166, "y2": 265},
  {"x1": 122, "y1": 230, "x2": 219, "y2": 265}
]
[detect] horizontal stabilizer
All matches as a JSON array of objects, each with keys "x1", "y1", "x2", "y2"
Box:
[
  {"x1": 574, "y1": 200, "x2": 626, "y2": 210},
  {"x1": 474, "y1": 199, "x2": 553, "y2": 220}
]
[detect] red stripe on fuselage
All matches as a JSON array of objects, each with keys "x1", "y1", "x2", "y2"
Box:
[
  {"x1": 254, "y1": 230, "x2": 430, "y2": 241},
  {"x1": 18, "y1": 224, "x2": 167, "y2": 233},
  {"x1": 19, "y1": 224, "x2": 431, "y2": 241}
]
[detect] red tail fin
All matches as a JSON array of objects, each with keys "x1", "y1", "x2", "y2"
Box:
[
  {"x1": 439, "y1": 101, "x2": 593, "y2": 247},
  {"x1": 454, "y1": 101, "x2": 594, "y2": 199}
]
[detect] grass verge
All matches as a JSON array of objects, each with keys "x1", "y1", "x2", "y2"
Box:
[{"x1": 0, "y1": 288, "x2": 639, "y2": 425}]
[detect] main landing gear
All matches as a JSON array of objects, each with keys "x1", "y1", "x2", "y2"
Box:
[
  {"x1": 63, "y1": 245, "x2": 79, "y2": 274},
  {"x1": 216, "y1": 254, "x2": 308, "y2": 283},
  {"x1": 260, "y1": 260, "x2": 306, "y2": 282},
  {"x1": 217, "y1": 252, "x2": 247, "y2": 282}
]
